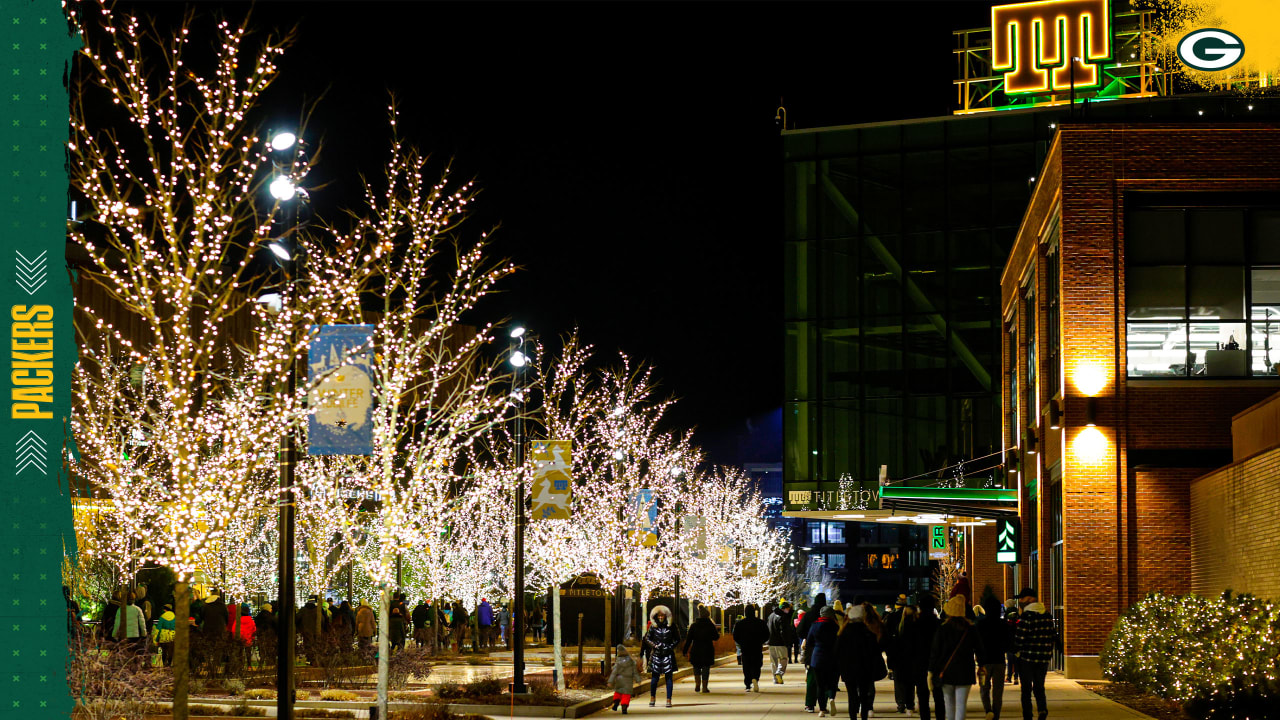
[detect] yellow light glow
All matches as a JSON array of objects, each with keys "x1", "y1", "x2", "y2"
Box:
[
  {"x1": 1072, "y1": 426, "x2": 1109, "y2": 464},
  {"x1": 1074, "y1": 364, "x2": 1108, "y2": 397}
]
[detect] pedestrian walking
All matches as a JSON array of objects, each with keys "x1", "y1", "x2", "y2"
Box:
[
  {"x1": 390, "y1": 604, "x2": 408, "y2": 652},
  {"x1": 767, "y1": 601, "x2": 797, "y2": 684},
  {"x1": 642, "y1": 605, "x2": 680, "y2": 708},
  {"x1": 733, "y1": 604, "x2": 769, "y2": 692},
  {"x1": 152, "y1": 603, "x2": 177, "y2": 667},
  {"x1": 1003, "y1": 600, "x2": 1020, "y2": 685},
  {"x1": 832, "y1": 600, "x2": 849, "y2": 632},
  {"x1": 798, "y1": 592, "x2": 828, "y2": 713},
  {"x1": 682, "y1": 607, "x2": 720, "y2": 693},
  {"x1": 930, "y1": 596, "x2": 983, "y2": 720},
  {"x1": 792, "y1": 609, "x2": 804, "y2": 663},
  {"x1": 609, "y1": 643, "x2": 640, "y2": 714},
  {"x1": 910, "y1": 594, "x2": 944, "y2": 720},
  {"x1": 976, "y1": 595, "x2": 1012, "y2": 720},
  {"x1": 111, "y1": 592, "x2": 148, "y2": 654},
  {"x1": 356, "y1": 599, "x2": 376, "y2": 652},
  {"x1": 477, "y1": 598, "x2": 494, "y2": 650},
  {"x1": 499, "y1": 604, "x2": 511, "y2": 648},
  {"x1": 883, "y1": 593, "x2": 914, "y2": 713},
  {"x1": 838, "y1": 603, "x2": 888, "y2": 720},
  {"x1": 1012, "y1": 589, "x2": 1056, "y2": 720},
  {"x1": 804, "y1": 605, "x2": 841, "y2": 717},
  {"x1": 451, "y1": 601, "x2": 469, "y2": 653},
  {"x1": 412, "y1": 600, "x2": 431, "y2": 648}
]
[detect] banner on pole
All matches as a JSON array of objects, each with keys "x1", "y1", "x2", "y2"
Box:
[
  {"x1": 307, "y1": 324, "x2": 375, "y2": 455},
  {"x1": 680, "y1": 515, "x2": 707, "y2": 552},
  {"x1": 740, "y1": 548, "x2": 759, "y2": 577},
  {"x1": 531, "y1": 440, "x2": 573, "y2": 520},
  {"x1": 630, "y1": 489, "x2": 659, "y2": 547}
]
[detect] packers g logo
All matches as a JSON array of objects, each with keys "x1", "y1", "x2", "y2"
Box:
[
  {"x1": 1177, "y1": 29, "x2": 1245, "y2": 72},
  {"x1": 992, "y1": 0, "x2": 1113, "y2": 95}
]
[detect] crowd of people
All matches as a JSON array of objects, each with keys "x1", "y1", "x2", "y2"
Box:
[
  {"x1": 74, "y1": 586, "x2": 539, "y2": 669},
  {"x1": 631, "y1": 583, "x2": 1059, "y2": 720}
]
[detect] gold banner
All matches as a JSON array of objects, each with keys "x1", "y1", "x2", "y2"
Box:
[{"x1": 530, "y1": 440, "x2": 572, "y2": 521}]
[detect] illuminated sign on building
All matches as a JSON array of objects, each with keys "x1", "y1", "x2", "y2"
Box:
[
  {"x1": 992, "y1": 0, "x2": 1113, "y2": 95},
  {"x1": 997, "y1": 518, "x2": 1020, "y2": 563},
  {"x1": 1177, "y1": 28, "x2": 1245, "y2": 72}
]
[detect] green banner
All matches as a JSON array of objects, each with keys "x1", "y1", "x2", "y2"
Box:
[{"x1": 0, "y1": 3, "x2": 79, "y2": 719}]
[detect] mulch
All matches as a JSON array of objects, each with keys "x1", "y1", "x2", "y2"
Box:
[{"x1": 1085, "y1": 682, "x2": 1189, "y2": 720}]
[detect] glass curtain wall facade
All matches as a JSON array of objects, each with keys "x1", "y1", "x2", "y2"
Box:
[{"x1": 784, "y1": 113, "x2": 1055, "y2": 499}]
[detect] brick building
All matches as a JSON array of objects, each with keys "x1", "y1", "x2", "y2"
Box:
[{"x1": 1000, "y1": 119, "x2": 1280, "y2": 678}]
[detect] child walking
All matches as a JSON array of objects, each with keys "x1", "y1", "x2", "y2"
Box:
[{"x1": 609, "y1": 644, "x2": 640, "y2": 713}]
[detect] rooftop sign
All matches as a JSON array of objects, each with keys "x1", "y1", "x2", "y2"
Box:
[{"x1": 992, "y1": 0, "x2": 1113, "y2": 95}]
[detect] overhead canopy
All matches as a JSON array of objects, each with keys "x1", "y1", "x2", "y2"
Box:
[{"x1": 877, "y1": 486, "x2": 1019, "y2": 521}]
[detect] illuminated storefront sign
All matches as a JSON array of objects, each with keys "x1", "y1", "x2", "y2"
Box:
[
  {"x1": 997, "y1": 518, "x2": 1020, "y2": 563},
  {"x1": 992, "y1": 0, "x2": 1113, "y2": 94}
]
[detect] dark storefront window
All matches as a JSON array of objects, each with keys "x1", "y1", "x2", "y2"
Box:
[{"x1": 1126, "y1": 200, "x2": 1280, "y2": 377}]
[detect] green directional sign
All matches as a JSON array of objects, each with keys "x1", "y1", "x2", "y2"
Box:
[
  {"x1": 929, "y1": 525, "x2": 949, "y2": 559},
  {"x1": 997, "y1": 518, "x2": 1019, "y2": 564}
]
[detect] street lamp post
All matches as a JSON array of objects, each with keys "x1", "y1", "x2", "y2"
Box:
[
  {"x1": 510, "y1": 327, "x2": 528, "y2": 695},
  {"x1": 670, "y1": 467, "x2": 684, "y2": 631},
  {"x1": 268, "y1": 129, "x2": 301, "y2": 720}
]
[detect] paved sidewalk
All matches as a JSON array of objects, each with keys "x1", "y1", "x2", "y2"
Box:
[{"x1": 565, "y1": 665, "x2": 1153, "y2": 720}]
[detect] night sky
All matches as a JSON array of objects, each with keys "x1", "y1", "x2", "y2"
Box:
[{"x1": 114, "y1": 1, "x2": 994, "y2": 464}]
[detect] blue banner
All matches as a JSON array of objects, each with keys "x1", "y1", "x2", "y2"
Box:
[{"x1": 307, "y1": 325, "x2": 376, "y2": 455}]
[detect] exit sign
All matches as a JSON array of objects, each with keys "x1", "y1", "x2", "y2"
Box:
[
  {"x1": 997, "y1": 518, "x2": 1019, "y2": 564},
  {"x1": 929, "y1": 525, "x2": 949, "y2": 560}
]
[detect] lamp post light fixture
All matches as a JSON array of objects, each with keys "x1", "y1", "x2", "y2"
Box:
[
  {"x1": 510, "y1": 325, "x2": 528, "y2": 695},
  {"x1": 268, "y1": 128, "x2": 302, "y2": 720}
]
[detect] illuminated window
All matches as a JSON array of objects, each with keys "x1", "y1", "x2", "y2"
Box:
[
  {"x1": 827, "y1": 554, "x2": 847, "y2": 570},
  {"x1": 826, "y1": 522, "x2": 845, "y2": 544},
  {"x1": 1126, "y1": 202, "x2": 1280, "y2": 378}
]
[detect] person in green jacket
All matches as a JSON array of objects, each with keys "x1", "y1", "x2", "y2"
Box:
[{"x1": 152, "y1": 603, "x2": 177, "y2": 666}]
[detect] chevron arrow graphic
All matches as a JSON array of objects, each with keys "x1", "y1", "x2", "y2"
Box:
[
  {"x1": 15, "y1": 430, "x2": 48, "y2": 475},
  {"x1": 998, "y1": 521, "x2": 1015, "y2": 546},
  {"x1": 15, "y1": 250, "x2": 48, "y2": 295}
]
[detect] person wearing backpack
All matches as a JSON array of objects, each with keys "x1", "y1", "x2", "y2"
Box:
[
  {"x1": 1012, "y1": 589, "x2": 1057, "y2": 720},
  {"x1": 930, "y1": 596, "x2": 984, "y2": 720}
]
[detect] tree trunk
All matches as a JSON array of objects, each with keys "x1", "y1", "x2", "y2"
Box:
[
  {"x1": 553, "y1": 585, "x2": 564, "y2": 692},
  {"x1": 173, "y1": 581, "x2": 191, "y2": 720},
  {"x1": 376, "y1": 585, "x2": 391, "y2": 720},
  {"x1": 430, "y1": 598, "x2": 438, "y2": 653}
]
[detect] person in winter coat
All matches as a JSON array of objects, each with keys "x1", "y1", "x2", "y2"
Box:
[
  {"x1": 356, "y1": 599, "x2": 377, "y2": 651},
  {"x1": 229, "y1": 602, "x2": 257, "y2": 646},
  {"x1": 804, "y1": 605, "x2": 841, "y2": 717},
  {"x1": 838, "y1": 603, "x2": 888, "y2": 720},
  {"x1": 389, "y1": 605, "x2": 408, "y2": 652},
  {"x1": 451, "y1": 601, "x2": 470, "y2": 653},
  {"x1": 1013, "y1": 589, "x2": 1057, "y2": 720},
  {"x1": 767, "y1": 602, "x2": 797, "y2": 684},
  {"x1": 733, "y1": 604, "x2": 770, "y2": 692},
  {"x1": 254, "y1": 603, "x2": 277, "y2": 638},
  {"x1": 642, "y1": 605, "x2": 680, "y2": 707},
  {"x1": 975, "y1": 595, "x2": 1013, "y2": 720},
  {"x1": 152, "y1": 603, "x2": 178, "y2": 666},
  {"x1": 832, "y1": 600, "x2": 849, "y2": 632},
  {"x1": 609, "y1": 643, "x2": 640, "y2": 714},
  {"x1": 930, "y1": 596, "x2": 985, "y2": 720},
  {"x1": 909, "y1": 594, "x2": 945, "y2": 720},
  {"x1": 101, "y1": 591, "x2": 123, "y2": 642},
  {"x1": 112, "y1": 591, "x2": 149, "y2": 654},
  {"x1": 883, "y1": 594, "x2": 914, "y2": 712},
  {"x1": 799, "y1": 592, "x2": 828, "y2": 713},
  {"x1": 477, "y1": 598, "x2": 494, "y2": 650},
  {"x1": 201, "y1": 592, "x2": 230, "y2": 641},
  {"x1": 411, "y1": 600, "x2": 431, "y2": 647},
  {"x1": 1003, "y1": 599, "x2": 1020, "y2": 684},
  {"x1": 682, "y1": 607, "x2": 721, "y2": 693}
]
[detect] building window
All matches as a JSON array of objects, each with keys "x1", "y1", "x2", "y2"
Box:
[
  {"x1": 826, "y1": 522, "x2": 846, "y2": 544},
  {"x1": 1126, "y1": 205, "x2": 1280, "y2": 377},
  {"x1": 1006, "y1": 314, "x2": 1019, "y2": 447},
  {"x1": 827, "y1": 553, "x2": 847, "y2": 570},
  {"x1": 1044, "y1": 228, "x2": 1061, "y2": 399},
  {"x1": 809, "y1": 523, "x2": 824, "y2": 545},
  {"x1": 1024, "y1": 279, "x2": 1038, "y2": 432}
]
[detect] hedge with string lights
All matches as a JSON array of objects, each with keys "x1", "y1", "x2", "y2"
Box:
[{"x1": 1101, "y1": 591, "x2": 1280, "y2": 719}]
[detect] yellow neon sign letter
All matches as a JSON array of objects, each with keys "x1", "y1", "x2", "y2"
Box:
[{"x1": 992, "y1": 0, "x2": 1112, "y2": 95}]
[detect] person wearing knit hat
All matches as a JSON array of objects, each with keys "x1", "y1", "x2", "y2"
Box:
[
  {"x1": 805, "y1": 605, "x2": 841, "y2": 716},
  {"x1": 930, "y1": 596, "x2": 983, "y2": 720},
  {"x1": 1002, "y1": 599, "x2": 1020, "y2": 685}
]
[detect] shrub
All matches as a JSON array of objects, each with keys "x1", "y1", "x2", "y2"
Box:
[
  {"x1": 190, "y1": 678, "x2": 208, "y2": 695},
  {"x1": 319, "y1": 689, "x2": 360, "y2": 701},
  {"x1": 390, "y1": 703, "x2": 456, "y2": 720},
  {"x1": 295, "y1": 689, "x2": 310, "y2": 700},
  {"x1": 564, "y1": 669, "x2": 608, "y2": 690},
  {"x1": 187, "y1": 703, "x2": 266, "y2": 717},
  {"x1": 223, "y1": 678, "x2": 247, "y2": 696},
  {"x1": 67, "y1": 635, "x2": 171, "y2": 720},
  {"x1": 388, "y1": 645, "x2": 433, "y2": 690},
  {"x1": 390, "y1": 690, "x2": 425, "y2": 701},
  {"x1": 228, "y1": 702, "x2": 267, "y2": 717},
  {"x1": 462, "y1": 677, "x2": 504, "y2": 698},
  {"x1": 527, "y1": 676, "x2": 558, "y2": 702},
  {"x1": 434, "y1": 682, "x2": 465, "y2": 700},
  {"x1": 243, "y1": 688, "x2": 275, "y2": 700},
  {"x1": 294, "y1": 710, "x2": 356, "y2": 719},
  {"x1": 1102, "y1": 591, "x2": 1280, "y2": 720}
]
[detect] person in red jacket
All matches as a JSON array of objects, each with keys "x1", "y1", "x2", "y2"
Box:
[{"x1": 228, "y1": 602, "x2": 257, "y2": 666}]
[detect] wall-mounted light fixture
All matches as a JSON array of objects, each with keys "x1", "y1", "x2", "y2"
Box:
[
  {"x1": 1085, "y1": 397, "x2": 1098, "y2": 427},
  {"x1": 1025, "y1": 429, "x2": 1039, "y2": 455},
  {"x1": 1048, "y1": 398, "x2": 1061, "y2": 430}
]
